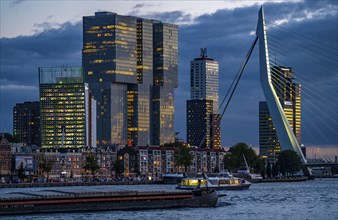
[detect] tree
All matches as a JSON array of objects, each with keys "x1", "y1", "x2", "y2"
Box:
[
  {"x1": 83, "y1": 155, "x2": 100, "y2": 179},
  {"x1": 213, "y1": 166, "x2": 220, "y2": 173},
  {"x1": 255, "y1": 158, "x2": 266, "y2": 175},
  {"x1": 18, "y1": 162, "x2": 25, "y2": 182},
  {"x1": 272, "y1": 162, "x2": 279, "y2": 178},
  {"x1": 278, "y1": 150, "x2": 302, "y2": 176},
  {"x1": 332, "y1": 165, "x2": 338, "y2": 175},
  {"x1": 223, "y1": 154, "x2": 236, "y2": 172},
  {"x1": 175, "y1": 146, "x2": 193, "y2": 172},
  {"x1": 134, "y1": 160, "x2": 140, "y2": 175},
  {"x1": 39, "y1": 158, "x2": 54, "y2": 181},
  {"x1": 266, "y1": 161, "x2": 271, "y2": 178},
  {"x1": 112, "y1": 160, "x2": 123, "y2": 178},
  {"x1": 223, "y1": 142, "x2": 261, "y2": 173}
]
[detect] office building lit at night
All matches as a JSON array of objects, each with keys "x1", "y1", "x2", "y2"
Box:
[
  {"x1": 259, "y1": 66, "x2": 302, "y2": 163},
  {"x1": 39, "y1": 67, "x2": 96, "y2": 148},
  {"x1": 187, "y1": 49, "x2": 221, "y2": 149},
  {"x1": 82, "y1": 12, "x2": 178, "y2": 147}
]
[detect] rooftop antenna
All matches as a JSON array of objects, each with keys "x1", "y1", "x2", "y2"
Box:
[{"x1": 200, "y1": 48, "x2": 208, "y2": 58}]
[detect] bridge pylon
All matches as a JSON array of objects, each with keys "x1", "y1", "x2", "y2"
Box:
[{"x1": 256, "y1": 6, "x2": 307, "y2": 166}]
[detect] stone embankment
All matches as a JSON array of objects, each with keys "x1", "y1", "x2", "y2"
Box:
[{"x1": 0, "y1": 180, "x2": 164, "y2": 188}]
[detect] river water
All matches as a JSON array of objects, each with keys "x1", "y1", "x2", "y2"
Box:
[{"x1": 1, "y1": 179, "x2": 337, "y2": 220}]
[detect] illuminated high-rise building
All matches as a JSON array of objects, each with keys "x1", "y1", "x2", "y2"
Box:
[
  {"x1": 259, "y1": 66, "x2": 301, "y2": 162},
  {"x1": 82, "y1": 12, "x2": 178, "y2": 147},
  {"x1": 187, "y1": 49, "x2": 221, "y2": 149},
  {"x1": 152, "y1": 21, "x2": 178, "y2": 145},
  {"x1": 39, "y1": 67, "x2": 96, "y2": 148}
]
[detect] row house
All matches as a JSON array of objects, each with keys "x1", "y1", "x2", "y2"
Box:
[
  {"x1": 117, "y1": 146, "x2": 228, "y2": 180},
  {"x1": 0, "y1": 137, "x2": 12, "y2": 180},
  {"x1": 2, "y1": 144, "x2": 228, "y2": 182},
  {"x1": 38, "y1": 146, "x2": 117, "y2": 180},
  {"x1": 189, "y1": 148, "x2": 226, "y2": 173},
  {"x1": 38, "y1": 148, "x2": 83, "y2": 180}
]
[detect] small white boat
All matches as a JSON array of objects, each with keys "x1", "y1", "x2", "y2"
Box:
[
  {"x1": 233, "y1": 155, "x2": 263, "y2": 183},
  {"x1": 233, "y1": 170, "x2": 263, "y2": 183},
  {"x1": 176, "y1": 173, "x2": 251, "y2": 190}
]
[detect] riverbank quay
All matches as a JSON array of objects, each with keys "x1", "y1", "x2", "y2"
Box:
[
  {"x1": 0, "y1": 188, "x2": 218, "y2": 215},
  {"x1": 260, "y1": 176, "x2": 308, "y2": 183},
  {"x1": 0, "y1": 180, "x2": 164, "y2": 188}
]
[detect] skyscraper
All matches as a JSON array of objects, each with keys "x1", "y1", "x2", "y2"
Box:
[
  {"x1": 190, "y1": 48, "x2": 219, "y2": 113},
  {"x1": 187, "y1": 49, "x2": 221, "y2": 149},
  {"x1": 13, "y1": 101, "x2": 40, "y2": 147},
  {"x1": 82, "y1": 12, "x2": 178, "y2": 147},
  {"x1": 39, "y1": 67, "x2": 96, "y2": 148},
  {"x1": 259, "y1": 101, "x2": 281, "y2": 162},
  {"x1": 259, "y1": 66, "x2": 301, "y2": 162},
  {"x1": 152, "y1": 21, "x2": 178, "y2": 145}
]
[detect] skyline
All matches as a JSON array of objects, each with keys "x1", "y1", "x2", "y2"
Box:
[{"x1": 0, "y1": 0, "x2": 337, "y2": 157}]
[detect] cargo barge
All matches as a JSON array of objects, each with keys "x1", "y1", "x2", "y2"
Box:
[{"x1": 0, "y1": 188, "x2": 218, "y2": 215}]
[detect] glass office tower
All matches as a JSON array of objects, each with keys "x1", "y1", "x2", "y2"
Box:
[
  {"x1": 187, "y1": 49, "x2": 221, "y2": 149},
  {"x1": 259, "y1": 66, "x2": 301, "y2": 163},
  {"x1": 83, "y1": 12, "x2": 178, "y2": 147},
  {"x1": 39, "y1": 67, "x2": 87, "y2": 148},
  {"x1": 152, "y1": 22, "x2": 178, "y2": 145}
]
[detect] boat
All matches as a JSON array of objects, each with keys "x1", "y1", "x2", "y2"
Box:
[
  {"x1": 233, "y1": 155, "x2": 263, "y2": 183},
  {"x1": 233, "y1": 170, "x2": 263, "y2": 183},
  {"x1": 176, "y1": 173, "x2": 251, "y2": 190},
  {"x1": 162, "y1": 173, "x2": 185, "y2": 184},
  {"x1": 0, "y1": 188, "x2": 218, "y2": 215}
]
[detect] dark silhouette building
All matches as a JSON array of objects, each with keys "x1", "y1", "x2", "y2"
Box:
[{"x1": 13, "y1": 101, "x2": 40, "y2": 147}]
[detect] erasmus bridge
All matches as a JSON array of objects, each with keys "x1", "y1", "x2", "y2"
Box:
[{"x1": 204, "y1": 7, "x2": 338, "y2": 174}]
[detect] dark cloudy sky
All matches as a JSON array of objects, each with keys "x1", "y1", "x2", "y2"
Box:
[{"x1": 0, "y1": 0, "x2": 337, "y2": 156}]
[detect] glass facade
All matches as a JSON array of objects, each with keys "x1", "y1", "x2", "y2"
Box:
[
  {"x1": 83, "y1": 12, "x2": 178, "y2": 147},
  {"x1": 190, "y1": 52, "x2": 219, "y2": 113},
  {"x1": 39, "y1": 67, "x2": 87, "y2": 148},
  {"x1": 187, "y1": 50, "x2": 221, "y2": 149},
  {"x1": 153, "y1": 22, "x2": 178, "y2": 145},
  {"x1": 127, "y1": 19, "x2": 153, "y2": 146},
  {"x1": 259, "y1": 101, "x2": 281, "y2": 163},
  {"x1": 259, "y1": 66, "x2": 301, "y2": 163},
  {"x1": 187, "y1": 100, "x2": 213, "y2": 148}
]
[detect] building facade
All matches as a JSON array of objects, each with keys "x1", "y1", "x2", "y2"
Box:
[
  {"x1": 187, "y1": 49, "x2": 221, "y2": 149},
  {"x1": 259, "y1": 66, "x2": 301, "y2": 163},
  {"x1": 39, "y1": 67, "x2": 96, "y2": 148},
  {"x1": 0, "y1": 137, "x2": 12, "y2": 179},
  {"x1": 82, "y1": 12, "x2": 178, "y2": 147},
  {"x1": 13, "y1": 101, "x2": 41, "y2": 147}
]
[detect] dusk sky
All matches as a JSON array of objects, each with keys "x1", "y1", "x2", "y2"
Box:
[{"x1": 0, "y1": 0, "x2": 337, "y2": 157}]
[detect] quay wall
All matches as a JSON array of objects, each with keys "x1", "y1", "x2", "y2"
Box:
[{"x1": 0, "y1": 180, "x2": 164, "y2": 188}]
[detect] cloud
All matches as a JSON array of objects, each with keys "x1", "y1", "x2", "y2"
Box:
[
  {"x1": 174, "y1": 0, "x2": 337, "y2": 147},
  {"x1": 0, "y1": 22, "x2": 82, "y2": 133},
  {"x1": 132, "y1": 10, "x2": 193, "y2": 25},
  {"x1": 11, "y1": 0, "x2": 26, "y2": 6},
  {"x1": 0, "y1": 22, "x2": 82, "y2": 86},
  {"x1": 133, "y1": 3, "x2": 153, "y2": 9},
  {"x1": 0, "y1": 0, "x2": 337, "y2": 150}
]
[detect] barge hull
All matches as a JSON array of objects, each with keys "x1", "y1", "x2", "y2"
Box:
[{"x1": 0, "y1": 190, "x2": 217, "y2": 215}]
